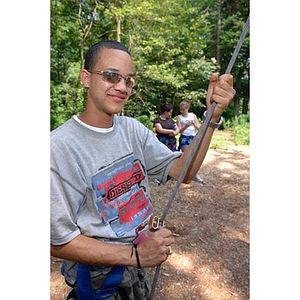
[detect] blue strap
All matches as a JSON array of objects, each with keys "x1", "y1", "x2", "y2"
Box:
[
  {"x1": 65, "y1": 264, "x2": 126, "y2": 300},
  {"x1": 66, "y1": 288, "x2": 78, "y2": 300},
  {"x1": 76, "y1": 263, "x2": 95, "y2": 299},
  {"x1": 61, "y1": 262, "x2": 66, "y2": 276},
  {"x1": 94, "y1": 266, "x2": 126, "y2": 299}
]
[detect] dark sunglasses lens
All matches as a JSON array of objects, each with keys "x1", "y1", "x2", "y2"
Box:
[
  {"x1": 103, "y1": 71, "x2": 120, "y2": 83},
  {"x1": 125, "y1": 77, "x2": 135, "y2": 88},
  {"x1": 102, "y1": 71, "x2": 134, "y2": 88}
]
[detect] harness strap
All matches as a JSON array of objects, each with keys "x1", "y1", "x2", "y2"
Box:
[
  {"x1": 76, "y1": 263, "x2": 95, "y2": 300},
  {"x1": 67, "y1": 288, "x2": 78, "y2": 300},
  {"x1": 65, "y1": 264, "x2": 126, "y2": 300},
  {"x1": 94, "y1": 266, "x2": 126, "y2": 299}
]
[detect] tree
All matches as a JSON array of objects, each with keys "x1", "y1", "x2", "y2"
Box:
[
  {"x1": 50, "y1": 0, "x2": 250, "y2": 130},
  {"x1": 119, "y1": 0, "x2": 219, "y2": 116}
]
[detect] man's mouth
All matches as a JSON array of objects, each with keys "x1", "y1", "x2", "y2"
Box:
[{"x1": 108, "y1": 94, "x2": 126, "y2": 103}]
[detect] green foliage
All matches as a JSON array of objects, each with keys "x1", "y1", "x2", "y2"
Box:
[
  {"x1": 232, "y1": 123, "x2": 249, "y2": 145},
  {"x1": 51, "y1": 62, "x2": 86, "y2": 129},
  {"x1": 135, "y1": 115, "x2": 154, "y2": 131},
  {"x1": 231, "y1": 114, "x2": 250, "y2": 145},
  {"x1": 122, "y1": 0, "x2": 217, "y2": 115},
  {"x1": 210, "y1": 135, "x2": 227, "y2": 149},
  {"x1": 223, "y1": 113, "x2": 250, "y2": 145},
  {"x1": 50, "y1": 0, "x2": 249, "y2": 130}
]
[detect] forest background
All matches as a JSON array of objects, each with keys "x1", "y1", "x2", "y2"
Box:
[{"x1": 51, "y1": 0, "x2": 249, "y2": 141}]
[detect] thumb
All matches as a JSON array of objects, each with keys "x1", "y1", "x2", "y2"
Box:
[{"x1": 206, "y1": 73, "x2": 219, "y2": 107}]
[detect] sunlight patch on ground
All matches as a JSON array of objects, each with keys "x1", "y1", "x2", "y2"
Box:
[
  {"x1": 196, "y1": 264, "x2": 241, "y2": 300},
  {"x1": 203, "y1": 152, "x2": 221, "y2": 164},
  {"x1": 217, "y1": 161, "x2": 235, "y2": 170},
  {"x1": 166, "y1": 253, "x2": 243, "y2": 300},
  {"x1": 220, "y1": 172, "x2": 232, "y2": 179},
  {"x1": 222, "y1": 226, "x2": 249, "y2": 244},
  {"x1": 168, "y1": 252, "x2": 194, "y2": 271}
]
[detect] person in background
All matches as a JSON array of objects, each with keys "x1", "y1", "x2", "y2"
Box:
[
  {"x1": 177, "y1": 100, "x2": 204, "y2": 183},
  {"x1": 153, "y1": 102, "x2": 179, "y2": 152}
]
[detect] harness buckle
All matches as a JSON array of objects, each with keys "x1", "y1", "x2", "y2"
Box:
[{"x1": 149, "y1": 215, "x2": 165, "y2": 232}]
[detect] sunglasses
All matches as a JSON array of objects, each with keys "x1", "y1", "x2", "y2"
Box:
[{"x1": 88, "y1": 70, "x2": 135, "y2": 88}]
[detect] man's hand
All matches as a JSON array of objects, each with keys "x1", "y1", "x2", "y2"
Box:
[
  {"x1": 206, "y1": 73, "x2": 236, "y2": 121},
  {"x1": 137, "y1": 228, "x2": 174, "y2": 267}
]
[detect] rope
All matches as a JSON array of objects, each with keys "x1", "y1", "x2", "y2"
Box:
[{"x1": 149, "y1": 15, "x2": 250, "y2": 300}]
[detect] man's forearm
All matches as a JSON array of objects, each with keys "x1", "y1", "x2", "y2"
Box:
[
  {"x1": 169, "y1": 126, "x2": 215, "y2": 183},
  {"x1": 51, "y1": 234, "x2": 134, "y2": 267},
  {"x1": 51, "y1": 228, "x2": 174, "y2": 268}
]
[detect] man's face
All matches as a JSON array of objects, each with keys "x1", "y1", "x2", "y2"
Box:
[{"x1": 82, "y1": 48, "x2": 134, "y2": 116}]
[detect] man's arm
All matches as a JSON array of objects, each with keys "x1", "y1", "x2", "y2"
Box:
[
  {"x1": 51, "y1": 228, "x2": 174, "y2": 268},
  {"x1": 169, "y1": 73, "x2": 235, "y2": 183}
]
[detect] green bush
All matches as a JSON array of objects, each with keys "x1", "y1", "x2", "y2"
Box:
[
  {"x1": 210, "y1": 135, "x2": 227, "y2": 149},
  {"x1": 230, "y1": 114, "x2": 250, "y2": 145},
  {"x1": 136, "y1": 115, "x2": 154, "y2": 131},
  {"x1": 211, "y1": 113, "x2": 250, "y2": 147},
  {"x1": 233, "y1": 123, "x2": 250, "y2": 145}
]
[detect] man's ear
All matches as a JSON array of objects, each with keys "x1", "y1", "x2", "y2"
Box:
[{"x1": 80, "y1": 69, "x2": 90, "y2": 88}]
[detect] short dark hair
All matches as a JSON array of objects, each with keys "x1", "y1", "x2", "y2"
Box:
[
  {"x1": 160, "y1": 102, "x2": 173, "y2": 114},
  {"x1": 84, "y1": 40, "x2": 131, "y2": 70}
]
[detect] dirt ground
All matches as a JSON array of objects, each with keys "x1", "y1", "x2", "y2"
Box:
[{"x1": 51, "y1": 131, "x2": 250, "y2": 300}]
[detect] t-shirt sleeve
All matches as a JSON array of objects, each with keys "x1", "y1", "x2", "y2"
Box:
[{"x1": 50, "y1": 139, "x2": 87, "y2": 246}]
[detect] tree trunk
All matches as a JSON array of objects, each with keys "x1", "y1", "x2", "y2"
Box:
[
  {"x1": 242, "y1": 98, "x2": 249, "y2": 115},
  {"x1": 77, "y1": 1, "x2": 97, "y2": 69},
  {"x1": 242, "y1": 68, "x2": 250, "y2": 114},
  {"x1": 233, "y1": 67, "x2": 244, "y2": 117}
]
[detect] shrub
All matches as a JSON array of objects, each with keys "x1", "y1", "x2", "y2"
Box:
[
  {"x1": 233, "y1": 123, "x2": 250, "y2": 145},
  {"x1": 136, "y1": 115, "x2": 154, "y2": 131},
  {"x1": 210, "y1": 135, "x2": 227, "y2": 149},
  {"x1": 230, "y1": 114, "x2": 250, "y2": 145}
]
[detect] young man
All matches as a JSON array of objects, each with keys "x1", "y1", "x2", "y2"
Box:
[{"x1": 51, "y1": 40, "x2": 235, "y2": 300}]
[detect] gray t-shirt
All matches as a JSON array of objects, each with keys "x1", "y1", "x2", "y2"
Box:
[
  {"x1": 51, "y1": 115, "x2": 181, "y2": 285},
  {"x1": 51, "y1": 114, "x2": 180, "y2": 243}
]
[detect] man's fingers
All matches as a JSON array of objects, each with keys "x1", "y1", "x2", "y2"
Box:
[
  {"x1": 151, "y1": 227, "x2": 172, "y2": 238},
  {"x1": 211, "y1": 74, "x2": 235, "y2": 104},
  {"x1": 207, "y1": 73, "x2": 219, "y2": 95},
  {"x1": 206, "y1": 73, "x2": 219, "y2": 107},
  {"x1": 219, "y1": 73, "x2": 234, "y2": 86},
  {"x1": 214, "y1": 82, "x2": 235, "y2": 99},
  {"x1": 209, "y1": 72, "x2": 219, "y2": 84}
]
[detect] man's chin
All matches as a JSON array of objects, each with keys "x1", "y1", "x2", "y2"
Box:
[
  {"x1": 106, "y1": 106, "x2": 125, "y2": 116},
  {"x1": 112, "y1": 102, "x2": 126, "y2": 114}
]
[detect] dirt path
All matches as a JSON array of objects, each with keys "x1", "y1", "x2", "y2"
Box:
[{"x1": 51, "y1": 142, "x2": 249, "y2": 300}]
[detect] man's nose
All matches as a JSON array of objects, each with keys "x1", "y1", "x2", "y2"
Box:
[{"x1": 114, "y1": 78, "x2": 128, "y2": 92}]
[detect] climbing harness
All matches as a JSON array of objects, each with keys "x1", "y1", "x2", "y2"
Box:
[
  {"x1": 149, "y1": 15, "x2": 250, "y2": 300},
  {"x1": 63, "y1": 263, "x2": 126, "y2": 300}
]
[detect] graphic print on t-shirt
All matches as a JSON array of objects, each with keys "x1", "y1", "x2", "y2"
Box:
[{"x1": 91, "y1": 154, "x2": 153, "y2": 237}]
